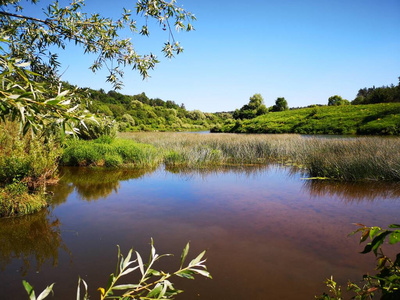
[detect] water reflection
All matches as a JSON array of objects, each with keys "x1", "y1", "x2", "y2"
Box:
[
  {"x1": 0, "y1": 209, "x2": 68, "y2": 275},
  {"x1": 55, "y1": 167, "x2": 156, "y2": 201},
  {"x1": 1, "y1": 166, "x2": 400, "y2": 300},
  {"x1": 305, "y1": 180, "x2": 400, "y2": 202}
]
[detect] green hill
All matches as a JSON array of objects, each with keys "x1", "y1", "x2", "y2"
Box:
[
  {"x1": 213, "y1": 103, "x2": 400, "y2": 135},
  {"x1": 65, "y1": 83, "x2": 231, "y2": 133}
]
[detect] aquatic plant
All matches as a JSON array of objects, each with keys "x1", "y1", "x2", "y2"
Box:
[{"x1": 119, "y1": 132, "x2": 400, "y2": 181}]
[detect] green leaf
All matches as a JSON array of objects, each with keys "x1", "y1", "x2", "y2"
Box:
[
  {"x1": 120, "y1": 266, "x2": 140, "y2": 277},
  {"x1": 389, "y1": 224, "x2": 400, "y2": 228},
  {"x1": 369, "y1": 227, "x2": 381, "y2": 240},
  {"x1": 122, "y1": 249, "x2": 133, "y2": 270},
  {"x1": 176, "y1": 270, "x2": 195, "y2": 280},
  {"x1": 146, "y1": 284, "x2": 163, "y2": 298},
  {"x1": 189, "y1": 268, "x2": 212, "y2": 279},
  {"x1": 180, "y1": 242, "x2": 190, "y2": 269},
  {"x1": 37, "y1": 283, "x2": 55, "y2": 300},
  {"x1": 105, "y1": 273, "x2": 115, "y2": 291},
  {"x1": 23, "y1": 280, "x2": 36, "y2": 300},
  {"x1": 389, "y1": 231, "x2": 400, "y2": 244},
  {"x1": 111, "y1": 284, "x2": 139, "y2": 290},
  {"x1": 136, "y1": 251, "x2": 144, "y2": 276},
  {"x1": 44, "y1": 99, "x2": 62, "y2": 105},
  {"x1": 189, "y1": 250, "x2": 206, "y2": 266}
]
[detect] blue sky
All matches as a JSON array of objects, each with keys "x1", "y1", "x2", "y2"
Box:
[{"x1": 50, "y1": 0, "x2": 400, "y2": 112}]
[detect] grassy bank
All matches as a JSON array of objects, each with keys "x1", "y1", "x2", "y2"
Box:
[
  {"x1": 61, "y1": 136, "x2": 162, "y2": 168},
  {"x1": 214, "y1": 103, "x2": 400, "y2": 135},
  {"x1": 0, "y1": 181, "x2": 48, "y2": 218},
  {"x1": 119, "y1": 132, "x2": 400, "y2": 181}
]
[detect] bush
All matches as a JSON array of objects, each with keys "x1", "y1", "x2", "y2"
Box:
[{"x1": 0, "y1": 122, "x2": 61, "y2": 187}]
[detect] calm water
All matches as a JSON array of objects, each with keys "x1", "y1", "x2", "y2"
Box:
[{"x1": 1, "y1": 166, "x2": 400, "y2": 299}]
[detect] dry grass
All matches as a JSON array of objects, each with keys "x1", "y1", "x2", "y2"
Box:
[{"x1": 119, "y1": 132, "x2": 400, "y2": 181}]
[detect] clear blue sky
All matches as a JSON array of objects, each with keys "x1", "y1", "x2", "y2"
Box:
[{"x1": 53, "y1": 0, "x2": 400, "y2": 112}]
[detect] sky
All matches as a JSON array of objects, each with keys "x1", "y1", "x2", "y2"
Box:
[{"x1": 24, "y1": 0, "x2": 400, "y2": 112}]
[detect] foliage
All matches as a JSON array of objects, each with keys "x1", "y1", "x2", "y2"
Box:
[
  {"x1": 328, "y1": 95, "x2": 350, "y2": 106},
  {"x1": 216, "y1": 103, "x2": 400, "y2": 135},
  {"x1": 61, "y1": 137, "x2": 161, "y2": 168},
  {"x1": 271, "y1": 97, "x2": 289, "y2": 111},
  {"x1": 0, "y1": 0, "x2": 195, "y2": 137},
  {"x1": 0, "y1": 46, "x2": 91, "y2": 136},
  {"x1": 233, "y1": 93, "x2": 268, "y2": 120},
  {"x1": 0, "y1": 122, "x2": 61, "y2": 186},
  {"x1": 82, "y1": 87, "x2": 230, "y2": 132},
  {"x1": 316, "y1": 224, "x2": 400, "y2": 300},
  {"x1": 352, "y1": 78, "x2": 400, "y2": 105},
  {"x1": 23, "y1": 240, "x2": 211, "y2": 299},
  {"x1": 0, "y1": 0, "x2": 195, "y2": 89}
]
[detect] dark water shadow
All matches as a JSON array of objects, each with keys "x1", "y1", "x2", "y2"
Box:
[
  {"x1": 304, "y1": 180, "x2": 400, "y2": 202},
  {"x1": 0, "y1": 209, "x2": 68, "y2": 275}
]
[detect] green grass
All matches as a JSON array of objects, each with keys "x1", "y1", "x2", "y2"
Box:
[
  {"x1": 61, "y1": 137, "x2": 162, "y2": 168},
  {"x1": 216, "y1": 103, "x2": 400, "y2": 135},
  {"x1": 0, "y1": 181, "x2": 48, "y2": 218}
]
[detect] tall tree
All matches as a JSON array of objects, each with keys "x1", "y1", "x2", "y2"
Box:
[{"x1": 271, "y1": 97, "x2": 289, "y2": 112}]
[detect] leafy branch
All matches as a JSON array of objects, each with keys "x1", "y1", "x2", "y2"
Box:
[
  {"x1": 316, "y1": 223, "x2": 400, "y2": 300},
  {"x1": 24, "y1": 240, "x2": 211, "y2": 300}
]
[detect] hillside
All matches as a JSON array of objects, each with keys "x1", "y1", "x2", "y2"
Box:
[
  {"x1": 66, "y1": 84, "x2": 231, "y2": 133},
  {"x1": 213, "y1": 103, "x2": 400, "y2": 135}
]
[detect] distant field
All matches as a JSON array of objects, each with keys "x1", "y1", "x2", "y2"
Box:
[{"x1": 215, "y1": 103, "x2": 400, "y2": 135}]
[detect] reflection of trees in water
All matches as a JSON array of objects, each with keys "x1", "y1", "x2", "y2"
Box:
[
  {"x1": 56, "y1": 167, "x2": 156, "y2": 201},
  {"x1": 0, "y1": 209, "x2": 68, "y2": 275},
  {"x1": 304, "y1": 180, "x2": 400, "y2": 202}
]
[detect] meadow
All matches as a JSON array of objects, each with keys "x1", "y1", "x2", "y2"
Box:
[{"x1": 215, "y1": 103, "x2": 400, "y2": 135}]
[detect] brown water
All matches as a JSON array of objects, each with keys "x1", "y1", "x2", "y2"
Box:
[{"x1": 1, "y1": 166, "x2": 399, "y2": 299}]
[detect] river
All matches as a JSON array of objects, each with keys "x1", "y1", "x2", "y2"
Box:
[{"x1": 1, "y1": 165, "x2": 399, "y2": 299}]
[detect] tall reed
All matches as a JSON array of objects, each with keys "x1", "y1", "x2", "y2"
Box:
[{"x1": 119, "y1": 132, "x2": 400, "y2": 181}]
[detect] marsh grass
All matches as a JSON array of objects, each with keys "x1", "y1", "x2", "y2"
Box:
[
  {"x1": 0, "y1": 181, "x2": 48, "y2": 218},
  {"x1": 61, "y1": 138, "x2": 162, "y2": 168},
  {"x1": 119, "y1": 132, "x2": 400, "y2": 181},
  {"x1": 0, "y1": 122, "x2": 61, "y2": 187},
  {"x1": 0, "y1": 122, "x2": 61, "y2": 217}
]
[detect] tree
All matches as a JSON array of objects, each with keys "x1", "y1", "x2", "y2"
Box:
[
  {"x1": 328, "y1": 95, "x2": 349, "y2": 106},
  {"x1": 234, "y1": 93, "x2": 268, "y2": 119},
  {"x1": 0, "y1": 0, "x2": 195, "y2": 134},
  {"x1": 271, "y1": 97, "x2": 289, "y2": 112}
]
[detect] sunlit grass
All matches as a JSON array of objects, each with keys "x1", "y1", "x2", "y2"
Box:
[
  {"x1": 119, "y1": 132, "x2": 400, "y2": 181},
  {"x1": 61, "y1": 138, "x2": 162, "y2": 168}
]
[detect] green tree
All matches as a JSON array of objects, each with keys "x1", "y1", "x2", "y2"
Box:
[
  {"x1": 234, "y1": 93, "x2": 267, "y2": 119},
  {"x1": 248, "y1": 93, "x2": 264, "y2": 109},
  {"x1": 271, "y1": 97, "x2": 289, "y2": 112},
  {"x1": 0, "y1": 0, "x2": 195, "y2": 134},
  {"x1": 328, "y1": 95, "x2": 349, "y2": 106}
]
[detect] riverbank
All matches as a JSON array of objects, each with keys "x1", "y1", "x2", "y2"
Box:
[{"x1": 2, "y1": 131, "x2": 400, "y2": 218}]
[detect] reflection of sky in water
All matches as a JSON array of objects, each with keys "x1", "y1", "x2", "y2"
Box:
[{"x1": 1, "y1": 166, "x2": 400, "y2": 300}]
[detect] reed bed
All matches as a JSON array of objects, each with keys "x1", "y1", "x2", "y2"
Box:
[{"x1": 118, "y1": 132, "x2": 400, "y2": 181}]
